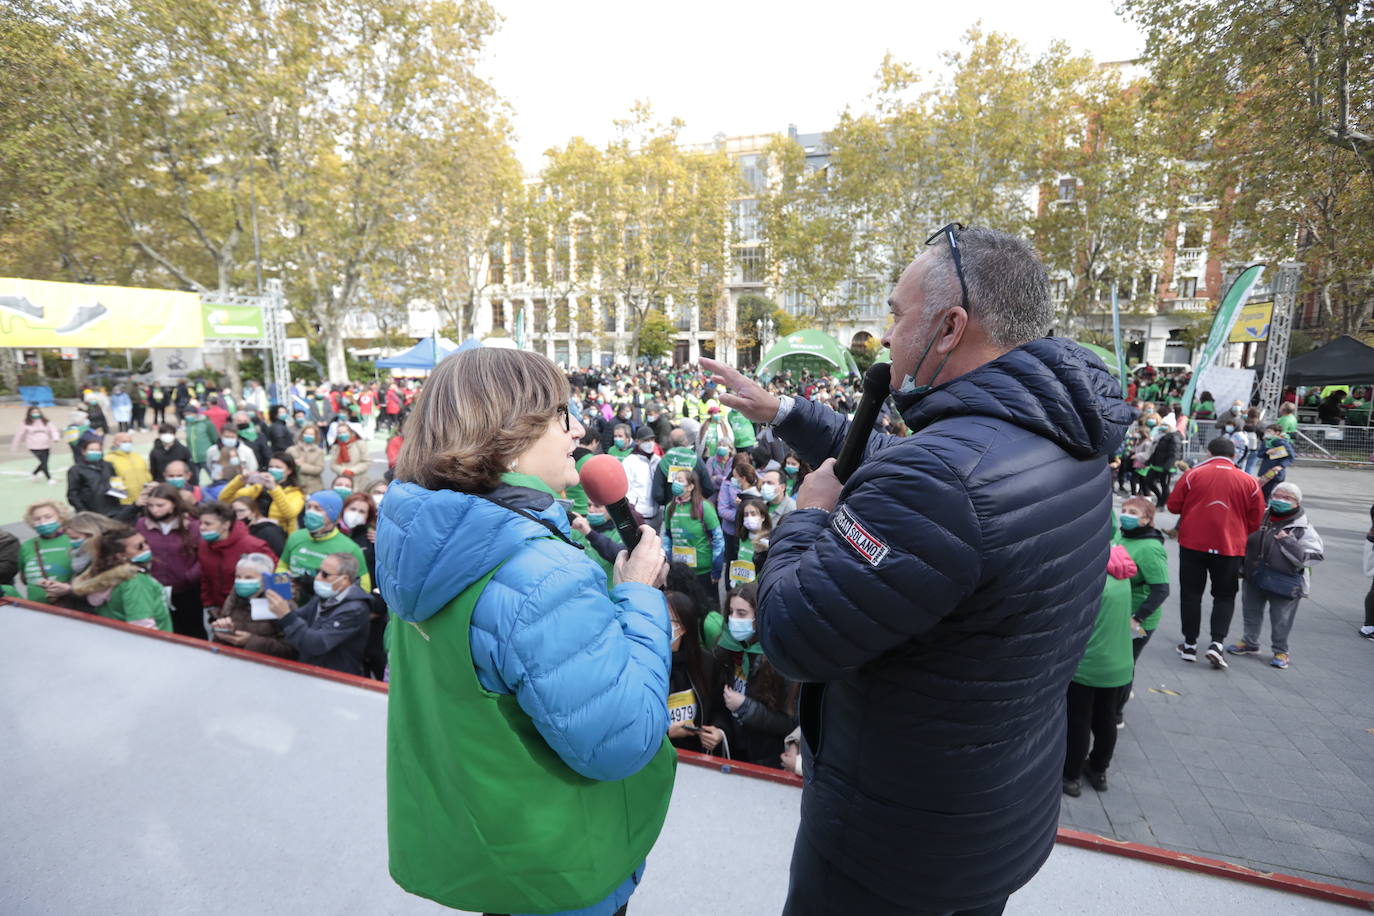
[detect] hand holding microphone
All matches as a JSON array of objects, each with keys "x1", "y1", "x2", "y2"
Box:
[{"x1": 579, "y1": 454, "x2": 665, "y2": 588}]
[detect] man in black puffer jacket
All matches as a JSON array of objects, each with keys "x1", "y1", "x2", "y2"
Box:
[{"x1": 703, "y1": 226, "x2": 1134, "y2": 916}]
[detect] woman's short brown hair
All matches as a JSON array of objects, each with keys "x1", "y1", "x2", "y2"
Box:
[{"x1": 395, "y1": 348, "x2": 570, "y2": 493}]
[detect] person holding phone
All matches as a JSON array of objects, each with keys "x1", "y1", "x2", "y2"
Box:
[
  {"x1": 219, "y1": 451, "x2": 306, "y2": 534},
  {"x1": 208, "y1": 552, "x2": 297, "y2": 659},
  {"x1": 261, "y1": 552, "x2": 371, "y2": 675}
]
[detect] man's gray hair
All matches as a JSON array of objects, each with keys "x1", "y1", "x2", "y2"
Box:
[
  {"x1": 923, "y1": 226, "x2": 1053, "y2": 349},
  {"x1": 1273, "y1": 481, "x2": 1302, "y2": 503},
  {"x1": 325, "y1": 551, "x2": 360, "y2": 583},
  {"x1": 235, "y1": 553, "x2": 276, "y2": 576}
]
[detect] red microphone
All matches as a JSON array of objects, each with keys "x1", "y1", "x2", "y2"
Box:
[{"x1": 578, "y1": 454, "x2": 642, "y2": 552}]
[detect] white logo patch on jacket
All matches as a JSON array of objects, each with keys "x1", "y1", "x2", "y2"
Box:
[{"x1": 831, "y1": 504, "x2": 889, "y2": 567}]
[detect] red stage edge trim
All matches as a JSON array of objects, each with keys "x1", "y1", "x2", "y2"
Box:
[
  {"x1": 3, "y1": 597, "x2": 388, "y2": 694},
  {"x1": 1056, "y1": 828, "x2": 1374, "y2": 911},
  {"x1": 9, "y1": 598, "x2": 1373, "y2": 910}
]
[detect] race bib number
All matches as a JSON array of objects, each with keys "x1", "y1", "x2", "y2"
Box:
[
  {"x1": 667, "y1": 688, "x2": 699, "y2": 726},
  {"x1": 667, "y1": 464, "x2": 691, "y2": 481},
  {"x1": 672, "y1": 544, "x2": 698, "y2": 567},
  {"x1": 728, "y1": 559, "x2": 756, "y2": 586}
]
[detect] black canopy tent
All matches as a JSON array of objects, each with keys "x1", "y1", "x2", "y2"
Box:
[{"x1": 1282, "y1": 335, "x2": 1374, "y2": 386}]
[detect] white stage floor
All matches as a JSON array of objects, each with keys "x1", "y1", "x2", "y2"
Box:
[{"x1": 0, "y1": 602, "x2": 1361, "y2": 915}]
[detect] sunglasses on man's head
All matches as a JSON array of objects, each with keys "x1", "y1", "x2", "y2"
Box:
[{"x1": 924, "y1": 222, "x2": 971, "y2": 313}]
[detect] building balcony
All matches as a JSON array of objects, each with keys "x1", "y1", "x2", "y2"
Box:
[
  {"x1": 1174, "y1": 248, "x2": 1205, "y2": 274},
  {"x1": 1160, "y1": 297, "x2": 1211, "y2": 314}
]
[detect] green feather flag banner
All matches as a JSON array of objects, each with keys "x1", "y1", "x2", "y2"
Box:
[{"x1": 1180, "y1": 263, "x2": 1266, "y2": 416}]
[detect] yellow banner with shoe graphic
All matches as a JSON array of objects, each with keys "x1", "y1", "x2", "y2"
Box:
[{"x1": 0, "y1": 277, "x2": 203, "y2": 348}]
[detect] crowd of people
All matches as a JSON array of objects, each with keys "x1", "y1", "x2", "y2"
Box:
[
  {"x1": 0, "y1": 357, "x2": 1355, "y2": 783},
  {"x1": 2, "y1": 365, "x2": 878, "y2": 772}
]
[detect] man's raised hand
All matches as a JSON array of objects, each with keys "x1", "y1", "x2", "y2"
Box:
[{"x1": 700, "y1": 357, "x2": 781, "y2": 424}]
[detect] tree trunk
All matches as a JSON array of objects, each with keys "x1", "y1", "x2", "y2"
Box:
[
  {"x1": 35, "y1": 350, "x2": 45, "y2": 378},
  {"x1": 323, "y1": 323, "x2": 349, "y2": 383},
  {"x1": 224, "y1": 346, "x2": 243, "y2": 394},
  {"x1": 0, "y1": 347, "x2": 20, "y2": 392},
  {"x1": 71, "y1": 352, "x2": 89, "y2": 388}
]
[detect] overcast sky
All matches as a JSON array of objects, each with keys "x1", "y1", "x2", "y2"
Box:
[{"x1": 481, "y1": 0, "x2": 1146, "y2": 172}]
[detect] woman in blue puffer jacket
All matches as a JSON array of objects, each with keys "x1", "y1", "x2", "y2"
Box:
[{"x1": 377, "y1": 348, "x2": 674, "y2": 916}]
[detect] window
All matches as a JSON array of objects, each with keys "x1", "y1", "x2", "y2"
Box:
[
  {"x1": 1181, "y1": 224, "x2": 1205, "y2": 249},
  {"x1": 491, "y1": 299, "x2": 506, "y2": 331},
  {"x1": 739, "y1": 246, "x2": 765, "y2": 284},
  {"x1": 1177, "y1": 277, "x2": 1198, "y2": 298},
  {"x1": 575, "y1": 228, "x2": 593, "y2": 282},
  {"x1": 555, "y1": 298, "x2": 570, "y2": 332},
  {"x1": 532, "y1": 298, "x2": 548, "y2": 331},
  {"x1": 732, "y1": 199, "x2": 761, "y2": 240},
  {"x1": 509, "y1": 239, "x2": 527, "y2": 285},
  {"x1": 675, "y1": 303, "x2": 692, "y2": 332},
  {"x1": 1058, "y1": 178, "x2": 1076, "y2": 202},
  {"x1": 698, "y1": 294, "x2": 716, "y2": 331},
  {"x1": 602, "y1": 301, "x2": 616, "y2": 332},
  {"x1": 554, "y1": 232, "x2": 570, "y2": 283},
  {"x1": 487, "y1": 241, "x2": 504, "y2": 285},
  {"x1": 738, "y1": 155, "x2": 765, "y2": 193}
]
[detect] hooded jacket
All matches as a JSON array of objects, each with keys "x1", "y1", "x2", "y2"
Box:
[
  {"x1": 1244, "y1": 508, "x2": 1324, "y2": 598},
  {"x1": 759, "y1": 337, "x2": 1134, "y2": 913},
  {"x1": 376, "y1": 477, "x2": 671, "y2": 783},
  {"x1": 199, "y1": 521, "x2": 276, "y2": 609}
]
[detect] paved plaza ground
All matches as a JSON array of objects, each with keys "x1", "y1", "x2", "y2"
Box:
[
  {"x1": 1063, "y1": 463, "x2": 1374, "y2": 893},
  {"x1": 3, "y1": 402, "x2": 1372, "y2": 893}
]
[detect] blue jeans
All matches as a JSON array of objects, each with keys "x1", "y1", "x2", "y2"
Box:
[{"x1": 1241, "y1": 581, "x2": 1301, "y2": 654}]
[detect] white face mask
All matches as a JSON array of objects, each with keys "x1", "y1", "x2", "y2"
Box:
[
  {"x1": 342, "y1": 509, "x2": 367, "y2": 531},
  {"x1": 760, "y1": 484, "x2": 778, "y2": 502},
  {"x1": 159, "y1": 433, "x2": 175, "y2": 445},
  {"x1": 743, "y1": 515, "x2": 763, "y2": 532},
  {"x1": 638, "y1": 440, "x2": 655, "y2": 454}
]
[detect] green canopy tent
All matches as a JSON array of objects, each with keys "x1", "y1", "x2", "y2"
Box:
[
  {"x1": 1077, "y1": 341, "x2": 1122, "y2": 376},
  {"x1": 758, "y1": 328, "x2": 861, "y2": 378}
]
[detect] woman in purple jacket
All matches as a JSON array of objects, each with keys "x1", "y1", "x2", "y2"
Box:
[{"x1": 135, "y1": 482, "x2": 203, "y2": 637}]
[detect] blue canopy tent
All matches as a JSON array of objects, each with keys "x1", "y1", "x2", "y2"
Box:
[
  {"x1": 374, "y1": 336, "x2": 458, "y2": 371},
  {"x1": 456, "y1": 336, "x2": 483, "y2": 352}
]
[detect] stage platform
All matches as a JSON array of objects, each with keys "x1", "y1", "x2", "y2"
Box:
[{"x1": 1, "y1": 601, "x2": 1370, "y2": 915}]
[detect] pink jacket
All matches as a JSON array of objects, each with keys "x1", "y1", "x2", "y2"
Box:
[{"x1": 12, "y1": 421, "x2": 61, "y2": 452}]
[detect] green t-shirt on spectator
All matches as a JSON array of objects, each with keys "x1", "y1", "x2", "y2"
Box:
[
  {"x1": 1121, "y1": 534, "x2": 1170, "y2": 631},
  {"x1": 1073, "y1": 567, "x2": 1135, "y2": 689},
  {"x1": 99, "y1": 572, "x2": 173, "y2": 632},
  {"x1": 1276, "y1": 414, "x2": 1298, "y2": 436},
  {"x1": 276, "y1": 527, "x2": 371, "y2": 591}
]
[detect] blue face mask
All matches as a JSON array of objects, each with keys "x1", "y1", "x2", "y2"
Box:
[
  {"x1": 85, "y1": 450, "x2": 103, "y2": 462},
  {"x1": 303, "y1": 510, "x2": 326, "y2": 532},
  {"x1": 1269, "y1": 499, "x2": 1296, "y2": 514},
  {"x1": 130, "y1": 549, "x2": 153, "y2": 565},
  {"x1": 671, "y1": 481, "x2": 686, "y2": 498},
  {"x1": 587, "y1": 512, "x2": 606, "y2": 527},
  {"x1": 727, "y1": 618, "x2": 755, "y2": 643},
  {"x1": 234, "y1": 579, "x2": 262, "y2": 598},
  {"x1": 34, "y1": 521, "x2": 61, "y2": 537},
  {"x1": 892, "y1": 311, "x2": 952, "y2": 402},
  {"x1": 313, "y1": 578, "x2": 336, "y2": 599},
  {"x1": 1120, "y1": 515, "x2": 1142, "y2": 531}
]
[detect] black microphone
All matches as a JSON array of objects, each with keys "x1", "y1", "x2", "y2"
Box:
[
  {"x1": 578, "y1": 454, "x2": 641, "y2": 552},
  {"x1": 834, "y1": 362, "x2": 892, "y2": 484}
]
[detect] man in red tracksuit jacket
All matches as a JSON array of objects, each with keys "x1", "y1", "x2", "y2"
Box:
[{"x1": 1167, "y1": 436, "x2": 1267, "y2": 668}]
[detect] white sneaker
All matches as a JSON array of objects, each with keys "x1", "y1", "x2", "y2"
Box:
[
  {"x1": 47, "y1": 478, "x2": 57, "y2": 486},
  {"x1": 1205, "y1": 642, "x2": 1229, "y2": 670}
]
